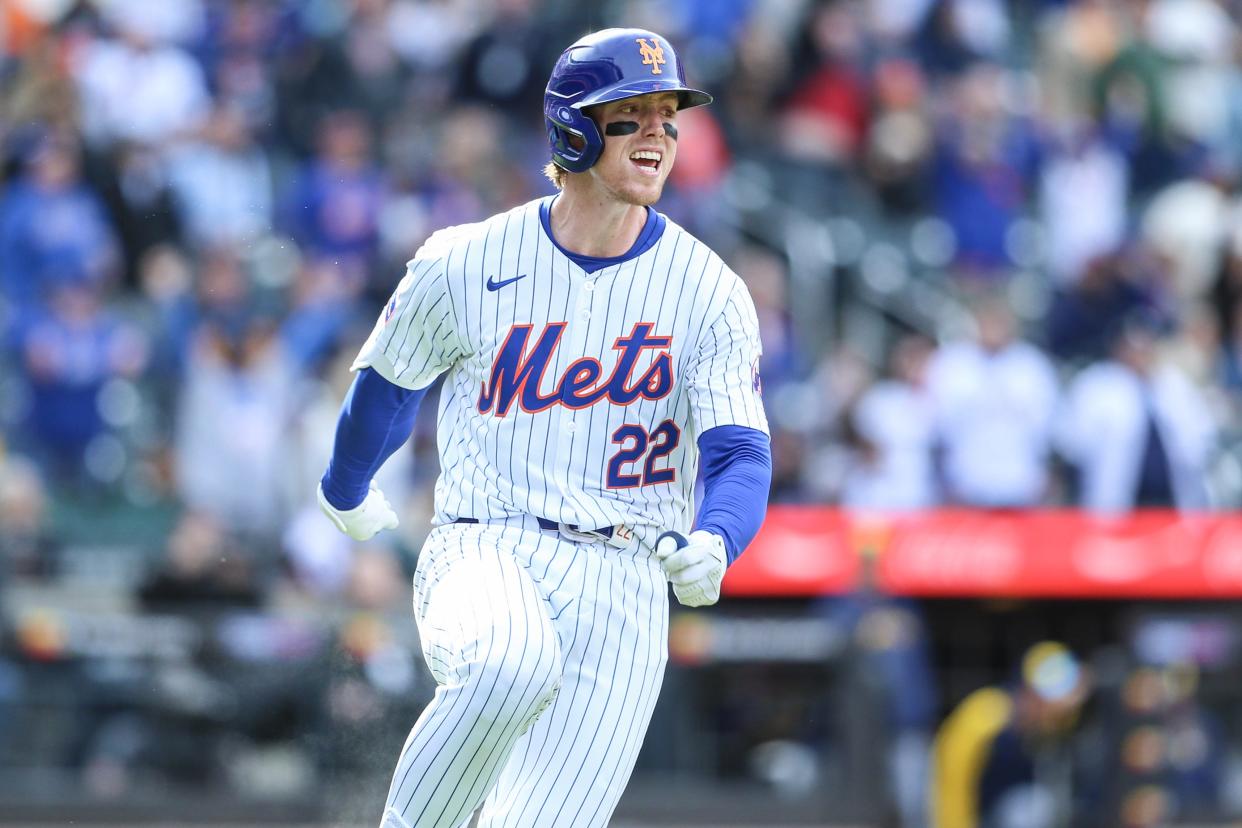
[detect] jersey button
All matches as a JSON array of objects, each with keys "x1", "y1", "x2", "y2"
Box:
[
  {"x1": 583, "y1": 282, "x2": 595, "y2": 292},
  {"x1": 579, "y1": 309, "x2": 591, "y2": 320},
  {"x1": 566, "y1": 422, "x2": 578, "y2": 433}
]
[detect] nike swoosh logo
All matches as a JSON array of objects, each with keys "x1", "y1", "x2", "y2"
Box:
[{"x1": 486, "y1": 274, "x2": 527, "y2": 291}]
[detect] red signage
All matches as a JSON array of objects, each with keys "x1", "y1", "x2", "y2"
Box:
[{"x1": 721, "y1": 508, "x2": 1242, "y2": 598}]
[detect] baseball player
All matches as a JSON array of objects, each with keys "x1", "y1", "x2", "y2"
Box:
[{"x1": 317, "y1": 28, "x2": 772, "y2": 828}]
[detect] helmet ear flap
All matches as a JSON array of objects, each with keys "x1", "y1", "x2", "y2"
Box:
[{"x1": 545, "y1": 106, "x2": 604, "y2": 174}]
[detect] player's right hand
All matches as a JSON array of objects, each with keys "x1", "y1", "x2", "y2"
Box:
[{"x1": 318, "y1": 480, "x2": 399, "y2": 541}]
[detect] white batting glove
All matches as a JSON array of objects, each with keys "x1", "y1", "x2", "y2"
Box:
[
  {"x1": 317, "y1": 481, "x2": 399, "y2": 541},
  {"x1": 654, "y1": 530, "x2": 728, "y2": 607}
]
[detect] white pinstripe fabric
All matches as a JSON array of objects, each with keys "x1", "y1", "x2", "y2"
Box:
[
  {"x1": 384, "y1": 522, "x2": 668, "y2": 828},
  {"x1": 351, "y1": 197, "x2": 768, "y2": 541}
]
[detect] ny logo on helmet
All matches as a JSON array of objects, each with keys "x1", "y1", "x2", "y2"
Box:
[{"x1": 636, "y1": 38, "x2": 665, "y2": 75}]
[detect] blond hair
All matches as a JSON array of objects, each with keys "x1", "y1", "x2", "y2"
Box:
[{"x1": 543, "y1": 160, "x2": 568, "y2": 190}]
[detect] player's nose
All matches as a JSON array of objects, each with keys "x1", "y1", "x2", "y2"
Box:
[{"x1": 640, "y1": 112, "x2": 665, "y2": 138}]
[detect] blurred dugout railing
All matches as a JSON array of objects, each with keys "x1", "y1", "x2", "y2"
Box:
[{"x1": 720, "y1": 158, "x2": 971, "y2": 360}]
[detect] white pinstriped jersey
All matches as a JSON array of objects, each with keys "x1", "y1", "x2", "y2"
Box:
[{"x1": 353, "y1": 195, "x2": 768, "y2": 535}]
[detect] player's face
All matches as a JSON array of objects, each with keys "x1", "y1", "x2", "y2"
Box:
[{"x1": 589, "y1": 93, "x2": 679, "y2": 206}]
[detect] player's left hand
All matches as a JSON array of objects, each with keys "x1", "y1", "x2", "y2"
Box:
[{"x1": 654, "y1": 530, "x2": 727, "y2": 607}]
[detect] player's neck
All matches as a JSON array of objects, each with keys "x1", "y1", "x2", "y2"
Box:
[{"x1": 549, "y1": 186, "x2": 648, "y2": 259}]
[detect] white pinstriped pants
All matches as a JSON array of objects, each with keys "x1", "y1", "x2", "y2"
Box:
[{"x1": 382, "y1": 521, "x2": 669, "y2": 828}]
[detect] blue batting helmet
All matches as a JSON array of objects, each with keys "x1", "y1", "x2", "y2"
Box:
[{"x1": 545, "y1": 28, "x2": 712, "y2": 174}]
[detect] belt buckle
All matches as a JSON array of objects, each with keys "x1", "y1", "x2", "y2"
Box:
[
  {"x1": 557, "y1": 522, "x2": 605, "y2": 544},
  {"x1": 557, "y1": 522, "x2": 632, "y2": 548}
]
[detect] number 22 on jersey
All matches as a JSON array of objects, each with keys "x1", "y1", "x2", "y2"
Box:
[{"x1": 607, "y1": 420, "x2": 680, "y2": 488}]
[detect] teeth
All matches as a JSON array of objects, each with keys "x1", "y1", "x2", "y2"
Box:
[{"x1": 629, "y1": 151, "x2": 661, "y2": 162}]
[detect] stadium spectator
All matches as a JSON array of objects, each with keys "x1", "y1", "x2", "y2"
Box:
[
  {"x1": 71, "y1": 1, "x2": 209, "y2": 149},
  {"x1": 926, "y1": 297, "x2": 1060, "y2": 507},
  {"x1": 0, "y1": 27, "x2": 80, "y2": 134},
  {"x1": 1161, "y1": 301, "x2": 1224, "y2": 393},
  {"x1": 1221, "y1": 297, "x2": 1242, "y2": 395},
  {"x1": 1045, "y1": 249, "x2": 1166, "y2": 364},
  {"x1": 0, "y1": 453, "x2": 56, "y2": 579},
  {"x1": 138, "y1": 510, "x2": 263, "y2": 611},
  {"x1": 281, "y1": 109, "x2": 385, "y2": 291},
  {"x1": 149, "y1": 246, "x2": 250, "y2": 375},
  {"x1": 1210, "y1": 225, "x2": 1242, "y2": 347},
  {"x1": 1141, "y1": 0, "x2": 1237, "y2": 164},
  {"x1": 166, "y1": 101, "x2": 273, "y2": 250},
  {"x1": 779, "y1": 1, "x2": 869, "y2": 168},
  {"x1": 863, "y1": 58, "x2": 934, "y2": 216},
  {"x1": 14, "y1": 282, "x2": 147, "y2": 483},
  {"x1": 0, "y1": 129, "x2": 119, "y2": 312},
  {"x1": 194, "y1": 0, "x2": 291, "y2": 130},
  {"x1": 714, "y1": 16, "x2": 790, "y2": 153},
  {"x1": 451, "y1": 0, "x2": 551, "y2": 117},
  {"x1": 173, "y1": 308, "x2": 298, "y2": 536},
  {"x1": 929, "y1": 63, "x2": 1039, "y2": 277},
  {"x1": 1112, "y1": 662, "x2": 1227, "y2": 825},
  {"x1": 735, "y1": 244, "x2": 799, "y2": 389},
  {"x1": 915, "y1": 0, "x2": 1011, "y2": 76},
  {"x1": 1141, "y1": 167, "x2": 1237, "y2": 305},
  {"x1": 135, "y1": 243, "x2": 195, "y2": 383},
  {"x1": 425, "y1": 105, "x2": 517, "y2": 222},
  {"x1": 279, "y1": 258, "x2": 362, "y2": 372},
  {"x1": 842, "y1": 334, "x2": 938, "y2": 511},
  {"x1": 1058, "y1": 313, "x2": 1217, "y2": 512},
  {"x1": 1038, "y1": 119, "x2": 1129, "y2": 286},
  {"x1": 327, "y1": 0, "x2": 411, "y2": 126},
  {"x1": 91, "y1": 139, "x2": 184, "y2": 279},
  {"x1": 798, "y1": 346, "x2": 878, "y2": 503}
]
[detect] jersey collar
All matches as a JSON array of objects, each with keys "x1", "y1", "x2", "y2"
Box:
[{"x1": 538, "y1": 195, "x2": 666, "y2": 274}]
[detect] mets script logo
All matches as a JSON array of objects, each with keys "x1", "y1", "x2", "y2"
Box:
[
  {"x1": 479, "y1": 322, "x2": 674, "y2": 416},
  {"x1": 636, "y1": 38, "x2": 665, "y2": 75}
]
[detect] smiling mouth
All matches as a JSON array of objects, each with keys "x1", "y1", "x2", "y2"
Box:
[{"x1": 629, "y1": 150, "x2": 662, "y2": 175}]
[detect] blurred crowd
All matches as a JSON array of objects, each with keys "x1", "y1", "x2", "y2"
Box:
[
  {"x1": 1, "y1": 0, "x2": 1242, "y2": 590},
  {"x1": 3, "y1": 0, "x2": 1242, "y2": 818},
  {"x1": 1, "y1": 0, "x2": 1241, "y2": 581}
]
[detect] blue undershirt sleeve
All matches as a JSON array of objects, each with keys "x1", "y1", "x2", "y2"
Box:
[
  {"x1": 320, "y1": 367, "x2": 428, "y2": 510},
  {"x1": 695, "y1": 425, "x2": 773, "y2": 565}
]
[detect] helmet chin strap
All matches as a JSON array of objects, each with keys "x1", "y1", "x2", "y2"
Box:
[{"x1": 604, "y1": 121, "x2": 678, "y2": 139}]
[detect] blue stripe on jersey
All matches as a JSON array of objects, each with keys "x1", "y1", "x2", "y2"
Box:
[
  {"x1": 538, "y1": 196, "x2": 665, "y2": 273},
  {"x1": 321, "y1": 367, "x2": 425, "y2": 510},
  {"x1": 695, "y1": 425, "x2": 772, "y2": 564}
]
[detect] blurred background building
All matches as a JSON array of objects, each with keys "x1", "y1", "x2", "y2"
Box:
[{"x1": 2, "y1": 0, "x2": 1242, "y2": 825}]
